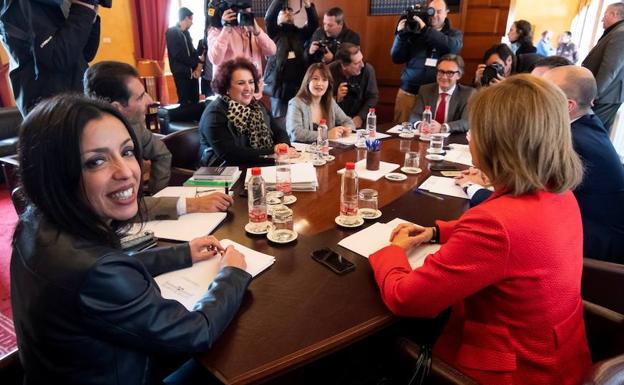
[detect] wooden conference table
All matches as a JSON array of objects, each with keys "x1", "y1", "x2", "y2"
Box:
[{"x1": 193, "y1": 126, "x2": 470, "y2": 384}]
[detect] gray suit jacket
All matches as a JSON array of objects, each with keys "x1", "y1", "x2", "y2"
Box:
[
  {"x1": 409, "y1": 82, "x2": 475, "y2": 133},
  {"x1": 132, "y1": 123, "x2": 172, "y2": 193},
  {"x1": 582, "y1": 21, "x2": 624, "y2": 104},
  {"x1": 286, "y1": 96, "x2": 355, "y2": 143}
]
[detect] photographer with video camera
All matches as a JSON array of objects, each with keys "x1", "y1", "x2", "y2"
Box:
[
  {"x1": 207, "y1": 0, "x2": 276, "y2": 97},
  {"x1": 263, "y1": 0, "x2": 318, "y2": 118},
  {"x1": 391, "y1": 0, "x2": 462, "y2": 123},
  {"x1": 0, "y1": 0, "x2": 103, "y2": 116},
  {"x1": 306, "y1": 7, "x2": 360, "y2": 65},
  {"x1": 329, "y1": 43, "x2": 378, "y2": 129}
]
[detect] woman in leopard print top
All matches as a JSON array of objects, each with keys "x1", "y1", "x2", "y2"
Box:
[{"x1": 199, "y1": 58, "x2": 295, "y2": 167}]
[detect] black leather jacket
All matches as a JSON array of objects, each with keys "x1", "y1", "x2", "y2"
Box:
[{"x1": 11, "y1": 210, "x2": 251, "y2": 385}]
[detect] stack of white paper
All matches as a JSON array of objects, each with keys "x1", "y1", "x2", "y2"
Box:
[
  {"x1": 337, "y1": 218, "x2": 441, "y2": 269},
  {"x1": 336, "y1": 159, "x2": 400, "y2": 181},
  {"x1": 154, "y1": 239, "x2": 275, "y2": 310},
  {"x1": 134, "y1": 212, "x2": 227, "y2": 242},
  {"x1": 154, "y1": 186, "x2": 226, "y2": 198},
  {"x1": 419, "y1": 176, "x2": 468, "y2": 199},
  {"x1": 244, "y1": 162, "x2": 319, "y2": 191},
  {"x1": 445, "y1": 144, "x2": 473, "y2": 166},
  {"x1": 329, "y1": 132, "x2": 391, "y2": 145}
]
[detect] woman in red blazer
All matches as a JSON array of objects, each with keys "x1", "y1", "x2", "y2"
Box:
[{"x1": 370, "y1": 75, "x2": 591, "y2": 385}]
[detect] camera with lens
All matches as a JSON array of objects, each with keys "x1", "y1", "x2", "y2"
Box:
[
  {"x1": 400, "y1": 0, "x2": 435, "y2": 34},
  {"x1": 480, "y1": 62, "x2": 505, "y2": 86},
  {"x1": 205, "y1": 0, "x2": 254, "y2": 28},
  {"x1": 317, "y1": 38, "x2": 340, "y2": 52},
  {"x1": 346, "y1": 82, "x2": 361, "y2": 98}
]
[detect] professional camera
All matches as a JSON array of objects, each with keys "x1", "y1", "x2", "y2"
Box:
[
  {"x1": 317, "y1": 38, "x2": 340, "y2": 52},
  {"x1": 480, "y1": 62, "x2": 505, "y2": 86},
  {"x1": 33, "y1": 0, "x2": 112, "y2": 8},
  {"x1": 346, "y1": 82, "x2": 361, "y2": 98},
  {"x1": 205, "y1": 0, "x2": 254, "y2": 28},
  {"x1": 400, "y1": 0, "x2": 435, "y2": 34}
]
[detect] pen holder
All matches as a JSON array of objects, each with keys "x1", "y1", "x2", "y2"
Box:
[{"x1": 366, "y1": 150, "x2": 380, "y2": 171}]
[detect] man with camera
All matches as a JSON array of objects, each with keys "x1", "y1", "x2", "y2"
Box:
[
  {"x1": 207, "y1": 0, "x2": 276, "y2": 96},
  {"x1": 0, "y1": 0, "x2": 102, "y2": 116},
  {"x1": 166, "y1": 7, "x2": 202, "y2": 105},
  {"x1": 306, "y1": 7, "x2": 360, "y2": 65},
  {"x1": 263, "y1": 0, "x2": 318, "y2": 118},
  {"x1": 391, "y1": 0, "x2": 463, "y2": 123},
  {"x1": 329, "y1": 43, "x2": 378, "y2": 129},
  {"x1": 473, "y1": 43, "x2": 514, "y2": 87}
]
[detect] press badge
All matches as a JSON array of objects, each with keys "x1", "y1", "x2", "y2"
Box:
[
  {"x1": 425, "y1": 58, "x2": 438, "y2": 67},
  {"x1": 207, "y1": 7, "x2": 215, "y2": 16},
  {"x1": 287, "y1": 51, "x2": 296, "y2": 59}
]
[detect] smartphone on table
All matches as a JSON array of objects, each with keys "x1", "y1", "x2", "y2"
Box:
[{"x1": 311, "y1": 248, "x2": 355, "y2": 275}]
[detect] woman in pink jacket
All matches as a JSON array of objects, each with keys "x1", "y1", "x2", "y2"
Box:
[
  {"x1": 208, "y1": 7, "x2": 276, "y2": 96},
  {"x1": 370, "y1": 75, "x2": 591, "y2": 385}
]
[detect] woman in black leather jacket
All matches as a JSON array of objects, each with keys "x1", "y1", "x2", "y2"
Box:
[{"x1": 11, "y1": 94, "x2": 251, "y2": 385}]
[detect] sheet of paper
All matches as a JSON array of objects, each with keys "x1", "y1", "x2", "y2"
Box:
[
  {"x1": 419, "y1": 176, "x2": 468, "y2": 199},
  {"x1": 154, "y1": 239, "x2": 275, "y2": 310},
  {"x1": 329, "y1": 132, "x2": 390, "y2": 145},
  {"x1": 137, "y1": 212, "x2": 227, "y2": 241},
  {"x1": 444, "y1": 144, "x2": 473, "y2": 166},
  {"x1": 337, "y1": 219, "x2": 441, "y2": 269},
  {"x1": 154, "y1": 186, "x2": 225, "y2": 198},
  {"x1": 337, "y1": 159, "x2": 400, "y2": 181},
  {"x1": 386, "y1": 125, "x2": 421, "y2": 135},
  {"x1": 291, "y1": 142, "x2": 332, "y2": 152}
]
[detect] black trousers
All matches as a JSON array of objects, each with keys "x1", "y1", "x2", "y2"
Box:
[
  {"x1": 594, "y1": 102, "x2": 622, "y2": 133},
  {"x1": 173, "y1": 72, "x2": 199, "y2": 105}
]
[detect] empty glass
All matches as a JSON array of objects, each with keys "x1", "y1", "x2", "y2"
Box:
[
  {"x1": 358, "y1": 189, "x2": 379, "y2": 219},
  {"x1": 429, "y1": 134, "x2": 445, "y2": 154},
  {"x1": 400, "y1": 121, "x2": 414, "y2": 138},
  {"x1": 403, "y1": 151, "x2": 421, "y2": 173}
]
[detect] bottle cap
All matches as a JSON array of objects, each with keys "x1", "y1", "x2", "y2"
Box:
[
  {"x1": 320, "y1": 118, "x2": 327, "y2": 125},
  {"x1": 251, "y1": 167, "x2": 261, "y2": 176},
  {"x1": 368, "y1": 107, "x2": 375, "y2": 113},
  {"x1": 276, "y1": 143, "x2": 288, "y2": 154},
  {"x1": 424, "y1": 105, "x2": 431, "y2": 110},
  {"x1": 345, "y1": 162, "x2": 355, "y2": 170}
]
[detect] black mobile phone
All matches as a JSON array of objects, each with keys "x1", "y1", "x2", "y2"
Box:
[
  {"x1": 429, "y1": 161, "x2": 460, "y2": 171},
  {"x1": 311, "y1": 248, "x2": 355, "y2": 275}
]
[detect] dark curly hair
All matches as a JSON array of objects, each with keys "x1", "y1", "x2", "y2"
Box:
[{"x1": 211, "y1": 57, "x2": 260, "y2": 95}]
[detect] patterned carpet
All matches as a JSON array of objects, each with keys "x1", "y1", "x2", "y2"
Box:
[{"x1": 0, "y1": 185, "x2": 18, "y2": 357}]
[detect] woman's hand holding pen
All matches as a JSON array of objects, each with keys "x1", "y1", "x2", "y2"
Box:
[
  {"x1": 189, "y1": 235, "x2": 225, "y2": 263},
  {"x1": 389, "y1": 223, "x2": 433, "y2": 250}
]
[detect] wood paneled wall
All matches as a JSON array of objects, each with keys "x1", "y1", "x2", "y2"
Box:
[{"x1": 309, "y1": 0, "x2": 512, "y2": 123}]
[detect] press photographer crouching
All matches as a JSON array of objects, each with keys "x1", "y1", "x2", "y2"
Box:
[
  {"x1": 391, "y1": 0, "x2": 463, "y2": 123},
  {"x1": 329, "y1": 43, "x2": 379, "y2": 129}
]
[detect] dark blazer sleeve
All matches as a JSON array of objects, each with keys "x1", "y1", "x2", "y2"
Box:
[
  {"x1": 264, "y1": 0, "x2": 281, "y2": 38},
  {"x1": 302, "y1": 5, "x2": 319, "y2": 39},
  {"x1": 166, "y1": 28, "x2": 199, "y2": 71},
  {"x1": 79, "y1": 251, "x2": 251, "y2": 353},
  {"x1": 83, "y1": 15, "x2": 100, "y2": 62},
  {"x1": 446, "y1": 85, "x2": 475, "y2": 133},
  {"x1": 422, "y1": 26, "x2": 463, "y2": 54},
  {"x1": 390, "y1": 33, "x2": 411, "y2": 64}
]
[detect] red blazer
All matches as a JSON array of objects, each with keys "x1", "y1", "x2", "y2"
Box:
[{"x1": 370, "y1": 190, "x2": 591, "y2": 385}]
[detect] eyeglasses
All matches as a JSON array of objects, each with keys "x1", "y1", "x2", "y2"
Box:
[{"x1": 436, "y1": 70, "x2": 460, "y2": 78}]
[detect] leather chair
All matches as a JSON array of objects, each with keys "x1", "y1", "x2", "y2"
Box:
[
  {"x1": 0, "y1": 107, "x2": 21, "y2": 158},
  {"x1": 162, "y1": 128, "x2": 200, "y2": 186},
  {"x1": 583, "y1": 354, "x2": 624, "y2": 385}
]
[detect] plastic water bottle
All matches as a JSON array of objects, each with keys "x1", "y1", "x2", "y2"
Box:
[
  {"x1": 275, "y1": 144, "x2": 292, "y2": 197},
  {"x1": 317, "y1": 118, "x2": 329, "y2": 159},
  {"x1": 421, "y1": 105, "x2": 432, "y2": 139},
  {"x1": 248, "y1": 167, "x2": 268, "y2": 232},
  {"x1": 340, "y1": 162, "x2": 359, "y2": 225},
  {"x1": 366, "y1": 108, "x2": 376, "y2": 139}
]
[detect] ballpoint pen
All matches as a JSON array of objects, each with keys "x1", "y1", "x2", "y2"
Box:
[{"x1": 413, "y1": 188, "x2": 444, "y2": 201}]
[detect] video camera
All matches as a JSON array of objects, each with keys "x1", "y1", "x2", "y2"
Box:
[
  {"x1": 33, "y1": 0, "x2": 112, "y2": 8},
  {"x1": 206, "y1": 0, "x2": 254, "y2": 28},
  {"x1": 399, "y1": 0, "x2": 435, "y2": 34},
  {"x1": 481, "y1": 62, "x2": 505, "y2": 86}
]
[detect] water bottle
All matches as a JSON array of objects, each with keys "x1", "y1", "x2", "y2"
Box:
[
  {"x1": 248, "y1": 167, "x2": 268, "y2": 232},
  {"x1": 366, "y1": 108, "x2": 376, "y2": 139},
  {"x1": 421, "y1": 105, "x2": 432, "y2": 139},
  {"x1": 275, "y1": 144, "x2": 292, "y2": 197},
  {"x1": 317, "y1": 118, "x2": 329, "y2": 159},
  {"x1": 340, "y1": 162, "x2": 359, "y2": 225}
]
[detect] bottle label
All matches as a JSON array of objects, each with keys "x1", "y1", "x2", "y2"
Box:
[
  {"x1": 248, "y1": 207, "x2": 267, "y2": 223},
  {"x1": 340, "y1": 201, "x2": 358, "y2": 217},
  {"x1": 276, "y1": 182, "x2": 292, "y2": 195}
]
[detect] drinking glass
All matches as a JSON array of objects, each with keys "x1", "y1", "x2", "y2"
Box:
[
  {"x1": 400, "y1": 121, "x2": 414, "y2": 138},
  {"x1": 403, "y1": 151, "x2": 421, "y2": 173},
  {"x1": 268, "y1": 205, "x2": 296, "y2": 242},
  {"x1": 358, "y1": 189, "x2": 378, "y2": 219},
  {"x1": 429, "y1": 134, "x2": 445, "y2": 154},
  {"x1": 355, "y1": 129, "x2": 367, "y2": 148}
]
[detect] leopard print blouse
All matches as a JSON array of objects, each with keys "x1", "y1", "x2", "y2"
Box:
[{"x1": 224, "y1": 96, "x2": 274, "y2": 150}]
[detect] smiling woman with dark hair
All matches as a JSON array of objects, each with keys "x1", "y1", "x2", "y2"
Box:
[
  {"x1": 11, "y1": 94, "x2": 251, "y2": 385},
  {"x1": 199, "y1": 57, "x2": 294, "y2": 166}
]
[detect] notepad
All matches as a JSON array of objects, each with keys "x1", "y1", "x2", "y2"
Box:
[
  {"x1": 135, "y1": 212, "x2": 227, "y2": 242},
  {"x1": 336, "y1": 159, "x2": 400, "y2": 181},
  {"x1": 338, "y1": 218, "x2": 441, "y2": 269},
  {"x1": 154, "y1": 186, "x2": 226, "y2": 198},
  {"x1": 155, "y1": 239, "x2": 275, "y2": 310},
  {"x1": 419, "y1": 176, "x2": 468, "y2": 199},
  {"x1": 444, "y1": 144, "x2": 473, "y2": 166}
]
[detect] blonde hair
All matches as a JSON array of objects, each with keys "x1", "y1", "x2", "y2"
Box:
[{"x1": 468, "y1": 74, "x2": 583, "y2": 195}]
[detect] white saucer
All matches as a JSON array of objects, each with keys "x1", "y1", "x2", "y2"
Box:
[
  {"x1": 401, "y1": 167, "x2": 422, "y2": 175},
  {"x1": 385, "y1": 173, "x2": 407, "y2": 181},
  {"x1": 267, "y1": 229, "x2": 298, "y2": 243},
  {"x1": 245, "y1": 222, "x2": 273, "y2": 235},
  {"x1": 399, "y1": 132, "x2": 415, "y2": 139},
  {"x1": 425, "y1": 154, "x2": 445, "y2": 161},
  {"x1": 426, "y1": 148, "x2": 445, "y2": 154},
  {"x1": 359, "y1": 208, "x2": 382, "y2": 220},
  {"x1": 325, "y1": 155, "x2": 336, "y2": 162},
  {"x1": 335, "y1": 215, "x2": 364, "y2": 228},
  {"x1": 282, "y1": 195, "x2": 297, "y2": 205},
  {"x1": 312, "y1": 159, "x2": 326, "y2": 166}
]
